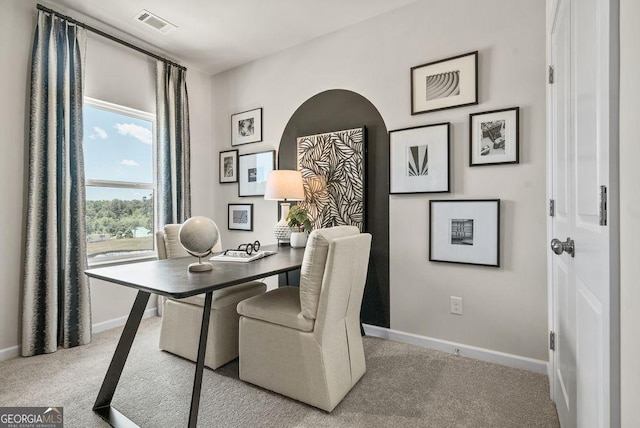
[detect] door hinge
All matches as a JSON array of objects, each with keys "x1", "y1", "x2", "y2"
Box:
[
  {"x1": 550, "y1": 331, "x2": 556, "y2": 351},
  {"x1": 548, "y1": 66, "x2": 554, "y2": 84},
  {"x1": 599, "y1": 185, "x2": 607, "y2": 226},
  {"x1": 549, "y1": 199, "x2": 555, "y2": 217}
]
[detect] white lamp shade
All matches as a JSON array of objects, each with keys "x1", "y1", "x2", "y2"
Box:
[{"x1": 264, "y1": 170, "x2": 305, "y2": 201}]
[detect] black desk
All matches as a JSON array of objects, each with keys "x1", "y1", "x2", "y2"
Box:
[{"x1": 85, "y1": 244, "x2": 305, "y2": 428}]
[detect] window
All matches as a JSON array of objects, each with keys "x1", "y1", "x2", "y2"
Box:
[{"x1": 83, "y1": 98, "x2": 156, "y2": 262}]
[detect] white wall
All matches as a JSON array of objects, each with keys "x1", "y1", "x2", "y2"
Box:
[
  {"x1": 211, "y1": 0, "x2": 548, "y2": 360},
  {"x1": 619, "y1": 0, "x2": 640, "y2": 424},
  {"x1": 0, "y1": 0, "x2": 33, "y2": 355},
  {"x1": 0, "y1": 0, "x2": 213, "y2": 356}
]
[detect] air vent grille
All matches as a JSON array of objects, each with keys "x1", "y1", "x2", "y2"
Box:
[{"x1": 133, "y1": 10, "x2": 177, "y2": 34}]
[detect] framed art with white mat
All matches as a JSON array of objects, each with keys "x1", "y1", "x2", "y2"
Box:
[
  {"x1": 238, "y1": 150, "x2": 275, "y2": 197},
  {"x1": 389, "y1": 123, "x2": 450, "y2": 194},
  {"x1": 411, "y1": 51, "x2": 478, "y2": 115},
  {"x1": 219, "y1": 150, "x2": 238, "y2": 183},
  {"x1": 469, "y1": 107, "x2": 519, "y2": 166},
  {"x1": 231, "y1": 108, "x2": 262, "y2": 146},
  {"x1": 429, "y1": 199, "x2": 500, "y2": 267},
  {"x1": 228, "y1": 203, "x2": 253, "y2": 231}
]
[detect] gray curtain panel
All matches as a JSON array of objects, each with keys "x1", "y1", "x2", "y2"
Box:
[
  {"x1": 156, "y1": 61, "x2": 191, "y2": 316},
  {"x1": 156, "y1": 61, "x2": 191, "y2": 228},
  {"x1": 22, "y1": 11, "x2": 92, "y2": 356}
]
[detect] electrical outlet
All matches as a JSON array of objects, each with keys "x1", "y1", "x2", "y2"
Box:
[{"x1": 450, "y1": 296, "x2": 463, "y2": 315}]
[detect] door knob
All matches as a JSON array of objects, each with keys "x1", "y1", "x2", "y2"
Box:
[{"x1": 550, "y1": 238, "x2": 575, "y2": 257}]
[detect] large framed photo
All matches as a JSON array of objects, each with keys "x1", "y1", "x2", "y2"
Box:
[
  {"x1": 238, "y1": 150, "x2": 275, "y2": 197},
  {"x1": 231, "y1": 107, "x2": 262, "y2": 146},
  {"x1": 228, "y1": 203, "x2": 253, "y2": 231},
  {"x1": 389, "y1": 123, "x2": 450, "y2": 194},
  {"x1": 469, "y1": 107, "x2": 519, "y2": 166},
  {"x1": 297, "y1": 127, "x2": 366, "y2": 231},
  {"x1": 429, "y1": 199, "x2": 500, "y2": 267},
  {"x1": 219, "y1": 150, "x2": 238, "y2": 183},
  {"x1": 411, "y1": 51, "x2": 478, "y2": 115}
]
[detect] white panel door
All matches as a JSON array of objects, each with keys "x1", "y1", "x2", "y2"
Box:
[
  {"x1": 548, "y1": 0, "x2": 615, "y2": 427},
  {"x1": 550, "y1": 1, "x2": 575, "y2": 424}
]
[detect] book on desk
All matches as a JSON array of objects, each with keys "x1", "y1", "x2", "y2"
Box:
[{"x1": 209, "y1": 250, "x2": 277, "y2": 263}]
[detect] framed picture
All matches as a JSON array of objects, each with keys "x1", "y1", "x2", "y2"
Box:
[
  {"x1": 469, "y1": 107, "x2": 519, "y2": 166},
  {"x1": 389, "y1": 123, "x2": 450, "y2": 194},
  {"x1": 228, "y1": 203, "x2": 253, "y2": 231},
  {"x1": 219, "y1": 150, "x2": 238, "y2": 183},
  {"x1": 429, "y1": 199, "x2": 500, "y2": 267},
  {"x1": 238, "y1": 150, "x2": 276, "y2": 197},
  {"x1": 297, "y1": 127, "x2": 366, "y2": 231},
  {"x1": 231, "y1": 108, "x2": 262, "y2": 146},
  {"x1": 411, "y1": 51, "x2": 478, "y2": 115}
]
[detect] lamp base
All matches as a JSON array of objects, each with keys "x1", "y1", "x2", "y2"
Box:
[{"x1": 273, "y1": 203, "x2": 292, "y2": 244}]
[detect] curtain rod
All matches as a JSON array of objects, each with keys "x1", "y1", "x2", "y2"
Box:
[{"x1": 36, "y1": 4, "x2": 187, "y2": 72}]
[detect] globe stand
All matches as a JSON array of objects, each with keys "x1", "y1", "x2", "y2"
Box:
[
  {"x1": 186, "y1": 250, "x2": 213, "y2": 273},
  {"x1": 188, "y1": 255, "x2": 213, "y2": 272}
]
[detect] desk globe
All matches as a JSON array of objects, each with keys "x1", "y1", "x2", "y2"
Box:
[{"x1": 179, "y1": 216, "x2": 219, "y2": 272}]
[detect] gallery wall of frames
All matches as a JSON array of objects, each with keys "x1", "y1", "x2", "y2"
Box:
[{"x1": 219, "y1": 50, "x2": 520, "y2": 269}]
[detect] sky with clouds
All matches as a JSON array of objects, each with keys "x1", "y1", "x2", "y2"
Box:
[{"x1": 84, "y1": 105, "x2": 154, "y2": 201}]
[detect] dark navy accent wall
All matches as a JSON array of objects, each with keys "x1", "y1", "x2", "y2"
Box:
[{"x1": 278, "y1": 89, "x2": 389, "y2": 328}]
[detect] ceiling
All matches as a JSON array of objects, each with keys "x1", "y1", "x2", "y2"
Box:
[{"x1": 47, "y1": 0, "x2": 417, "y2": 75}]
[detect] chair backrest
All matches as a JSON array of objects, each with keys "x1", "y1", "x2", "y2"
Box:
[
  {"x1": 298, "y1": 226, "x2": 360, "y2": 320},
  {"x1": 156, "y1": 222, "x2": 223, "y2": 260},
  {"x1": 315, "y1": 231, "x2": 371, "y2": 319}
]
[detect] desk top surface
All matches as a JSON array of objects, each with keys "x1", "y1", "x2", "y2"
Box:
[{"x1": 85, "y1": 244, "x2": 304, "y2": 298}]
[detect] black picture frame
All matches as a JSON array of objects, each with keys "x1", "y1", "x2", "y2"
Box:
[
  {"x1": 238, "y1": 150, "x2": 276, "y2": 197},
  {"x1": 231, "y1": 107, "x2": 263, "y2": 146},
  {"x1": 411, "y1": 51, "x2": 478, "y2": 115},
  {"x1": 469, "y1": 107, "x2": 520, "y2": 166},
  {"x1": 389, "y1": 122, "x2": 450, "y2": 194},
  {"x1": 219, "y1": 149, "x2": 238, "y2": 183},
  {"x1": 429, "y1": 199, "x2": 500, "y2": 267},
  {"x1": 228, "y1": 203, "x2": 254, "y2": 231}
]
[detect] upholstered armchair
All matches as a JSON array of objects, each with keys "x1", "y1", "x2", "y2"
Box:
[
  {"x1": 157, "y1": 224, "x2": 266, "y2": 369},
  {"x1": 237, "y1": 226, "x2": 372, "y2": 411}
]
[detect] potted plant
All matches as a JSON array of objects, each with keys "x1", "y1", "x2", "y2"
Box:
[{"x1": 286, "y1": 204, "x2": 312, "y2": 248}]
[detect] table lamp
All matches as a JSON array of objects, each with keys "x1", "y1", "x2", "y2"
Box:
[{"x1": 264, "y1": 170, "x2": 305, "y2": 245}]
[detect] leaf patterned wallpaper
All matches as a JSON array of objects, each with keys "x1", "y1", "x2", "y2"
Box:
[{"x1": 296, "y1": 127, "x2": 366, "y2": 231}]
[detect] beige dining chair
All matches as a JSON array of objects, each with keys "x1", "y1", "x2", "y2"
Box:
[
  {"x1": 237, "y1": 226, "x2": 372, "y2": 411},
  {"x1": 157, "y1": 223, "x2": 266, "y2": 369}
]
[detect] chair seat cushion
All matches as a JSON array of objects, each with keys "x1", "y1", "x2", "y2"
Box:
[
  {"x1": 237, "y1": 286, "x2": 315, "y2": 332},
  {"x1": 173, "y1": 281, "x2": 266, "y2": 310}
]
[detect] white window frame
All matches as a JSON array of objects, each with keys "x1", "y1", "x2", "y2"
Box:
[{"x1": 84, "y1": 97, "x2": 157, "y2": 265}]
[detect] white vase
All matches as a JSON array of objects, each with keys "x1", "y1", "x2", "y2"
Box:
[{"x1": 290, "y1": 231, "x2": 308, "y2": 248}]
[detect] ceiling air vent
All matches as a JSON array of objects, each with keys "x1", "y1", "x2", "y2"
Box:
[{"x1": 133, "y1": 10, "x2": 177, "y2": 34}]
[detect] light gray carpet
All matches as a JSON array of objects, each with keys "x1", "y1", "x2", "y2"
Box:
[{"x1": 0, "y1": 318, "x2": 559, "y2": 427}]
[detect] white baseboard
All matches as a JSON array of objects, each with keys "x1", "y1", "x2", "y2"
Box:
[
  {"x1": 363, "y1": 324, "x2": 548, "y2": 375},
  {"x1": 0, "y1": 345, "x2": 21, "y2": 362},
  {"x1": 0, "y1": 308, "x2": 158, "y2": 362},
  {"x1": 92, "y1": 307, "x2": 158, "y2": 334}
]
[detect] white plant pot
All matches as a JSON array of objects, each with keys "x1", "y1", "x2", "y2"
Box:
[{"x1": 290, "y1": 231, "x2": 308, "y2": 248}]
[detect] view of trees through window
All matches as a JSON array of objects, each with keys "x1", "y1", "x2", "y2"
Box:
[{"x1": 83, "y1": 99, "x2": 155, "y2": 260}]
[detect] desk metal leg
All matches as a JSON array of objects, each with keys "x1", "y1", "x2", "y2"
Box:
[
  {"x1": 93, "y1": 290, "x2": 213, "y2": 428},
  {"x1": 188, "y1": 291, "x2": 213, "y2": 428},
  {"x1": 93, "y1": 290, "x2": 150, "y2": 425}
]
